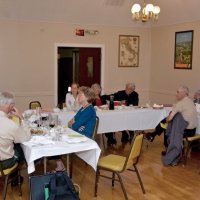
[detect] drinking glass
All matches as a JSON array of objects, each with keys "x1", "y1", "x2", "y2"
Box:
[{"x1": 49, "y1": 114, "x2": 58, "y2": 128}]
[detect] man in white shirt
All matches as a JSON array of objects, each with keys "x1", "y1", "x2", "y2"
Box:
[
  {"x1": 0, "y1": 92, "x2": 31, "y2": 170},
  {"x1": 146, "y1": 86, "x2": 197, "y2": 148},
  {"x1": 167, "y1": 85, "x2": 197, "y2": 131}
]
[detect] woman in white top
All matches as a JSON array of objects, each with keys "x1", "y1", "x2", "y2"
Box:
[{"x1": 65, "y1": 82, "x2": 80, "y2": 111}]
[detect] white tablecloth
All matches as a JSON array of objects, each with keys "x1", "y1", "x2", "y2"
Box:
[
  {"x1": 21, "y1": 128, "x2": 101, "y2": 174},
  {"x1": 58, "y1": 107, "x2": 170, "y2": 133}
]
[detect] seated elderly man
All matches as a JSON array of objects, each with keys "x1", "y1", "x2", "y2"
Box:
[
  {"x1": 0, "y1": 92, "x2": 31, "y2": 184},
  {"x1": 193, "y1": 89, "x2": 200, "y2": 104},
  {"x1": 162, "y1": 86, "x2": 197, "y2": 165},
  {"x1": 114, "y1": 82, "x2": 139, "y2": 107},
  {"x1": 115, "y1": 82, "x2": 139, "y2": 142},
  {"x1": 167, "y1": 86, "x2": 197, "y2": 132},
  {"x1": 106, "y1": 82, "x2": 139, "y2": 144},
  {"x1": 146, "y1": 86, "x2": 197, "y2": 155}
]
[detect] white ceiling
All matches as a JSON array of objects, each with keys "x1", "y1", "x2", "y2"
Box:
[{"x1": 0, "y1": 0, "x2": 200, "y2": 27}]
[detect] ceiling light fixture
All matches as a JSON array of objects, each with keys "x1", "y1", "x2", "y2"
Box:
[{"x1": 131, "y1": 1, "x2": 160, "y2": 22}]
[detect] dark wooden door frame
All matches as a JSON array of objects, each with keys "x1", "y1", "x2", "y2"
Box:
[{"x1": 54, "y1": 43, "x2": 105, "y2": 106}]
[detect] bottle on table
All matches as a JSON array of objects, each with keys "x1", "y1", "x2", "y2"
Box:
[{"x1": 109, "y1": 95, "x2": 114, "y2": 110}]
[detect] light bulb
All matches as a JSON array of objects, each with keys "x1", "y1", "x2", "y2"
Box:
[
  {"x1": 153, "y1": 6, "x2": 160, "y2": 14},
  {"x1": 146, "y1": 4, "x2": 154, "y2": 12},
  {"x1": 131, "y1": 4, "x2": 141, "y2": 13}
]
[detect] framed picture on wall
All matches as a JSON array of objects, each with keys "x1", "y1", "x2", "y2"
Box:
[
  {"x1": 174, "y1": 30, "x2": 193, "y2": 69},
  {"x1": 119, "y1": 35, "x2": 139, "y2": 67}
]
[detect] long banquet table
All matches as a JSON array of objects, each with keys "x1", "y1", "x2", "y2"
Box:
[
  {"x1": 58, "y1": 107, "x2": 171, "y2": 133},
  {"x1": 58, "y1": 107, "x2": 200, "y2": 134},
  {"x1": 21, "y1": 128, "x2": 101, "y2": 174}
]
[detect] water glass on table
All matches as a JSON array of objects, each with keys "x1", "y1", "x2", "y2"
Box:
[{"x1": 49, "y1": 114, "x2": 58, "y2": 128}]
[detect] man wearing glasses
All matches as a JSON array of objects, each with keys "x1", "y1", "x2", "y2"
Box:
[{"x1": 0, "y1": 92, "x2": 30, "y2": 183}]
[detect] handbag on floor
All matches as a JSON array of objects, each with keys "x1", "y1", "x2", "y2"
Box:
[{"x1": 29, "y1": 171, "x2": 80, "y2": 200}]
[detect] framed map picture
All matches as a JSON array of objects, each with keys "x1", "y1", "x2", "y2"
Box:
[
  {"x1": 174, "y1": 30, "x2": 193, "y2": 69},
  {"x1": 119, "y1": 35, "x2": 139, "y2": 67}
]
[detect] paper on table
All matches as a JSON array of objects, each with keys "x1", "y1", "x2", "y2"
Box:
[
  {"x1": 153, "y1": 104, "x2": 164, "y2": 109},
  {"x1": 62, "y1": 134, "x2": 87, "y2": 143}
]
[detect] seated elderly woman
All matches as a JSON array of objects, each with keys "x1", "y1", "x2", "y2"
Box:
[
  {"x1": 91, "y1": 83, "x2": 108, "y2": 106},
  {"x1": 91, "y1": 83, "x2": 116, "y2": 145},
  {"x1": 68, "y1": 86, "x2": 96, "y2": 138},
  {"x1": 56, "y1": 86, "x2": 97, "y2": 171}
]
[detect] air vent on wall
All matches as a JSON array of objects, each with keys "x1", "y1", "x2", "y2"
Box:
[{"x1": 104, "y1": 0, "x2": 125, "y2": 6}]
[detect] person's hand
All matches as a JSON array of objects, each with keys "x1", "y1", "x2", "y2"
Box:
[
  {"x1": 78, "y1": 126, "x2": 85, "y2": 132},
  {"x1": 10, "y1": 107, "x2": 23, "y2": 119},
  {"x1": 121, "y1": 100, "x2": 126, "y2": 105},
  {"x1": 166, "y1": 111, "x2": 172, "y2": 122},
  {"x1": 68, "y1": 118, "x2": 75, "y2": 128}
]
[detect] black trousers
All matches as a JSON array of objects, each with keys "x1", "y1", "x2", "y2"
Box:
[
  {"x1": 105, "y1": 131, "x2": 134, "y2": 142},
  {"x1": 151, "y1": 119, "x2": 196, "y2": 147},
  {"x1": 0, "y1": 143, "x2": 26, "y2": 170},
  {"x1": 121, "y1": 130, "x2": 134, "y2": 140}
]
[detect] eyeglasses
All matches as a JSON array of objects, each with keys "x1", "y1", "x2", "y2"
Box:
[{"x1": 176, "y1": 90, "x2": 183, "y2": 94}]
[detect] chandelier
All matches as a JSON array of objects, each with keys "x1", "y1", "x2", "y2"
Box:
[{"x1": 131, "y1": 1, "x2": 160, "y2": 22}]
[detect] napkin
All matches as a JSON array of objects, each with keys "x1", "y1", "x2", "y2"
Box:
[{"x1": 24, "y1": 135, "x2": 55, "y2": 146}]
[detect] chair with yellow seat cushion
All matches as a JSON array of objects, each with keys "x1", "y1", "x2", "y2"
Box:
[
  {"x1": 183, "y1": 134, "x2": 200, "y2": 164},
  {"x1": 0, "y1": 162, "x2": 22, "y2": 200},
  {"x1": 94, "y1": 133, "x2": 145, "y2": 200},
  {"x1": 29, "y1": 101, "x2": 42, "y2": 110}
]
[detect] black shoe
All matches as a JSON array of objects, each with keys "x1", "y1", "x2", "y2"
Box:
[
  {"x1": 170, "y1": 163, "x2": 178, "y2": 167},
  {"x1": 11, "y1": 175, "x2": 23, "y2": 187},
  {"x1": 121, "y1": 132, "x2": 129, "y2": 142},
  {"x1": 129, "y1": 131, "x2": 135, "y2": 141},
  {"x1": 107, "y1": 138, "x2": 117, "y2": 145},
  {"x1": 121, "y1": 137, "x2": 129, "y2": 143},
  {"x1": 145, "y1": 134, "x2": 155, "y2": 142}
]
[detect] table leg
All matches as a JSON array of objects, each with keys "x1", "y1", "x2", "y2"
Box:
[
  {"x1": 43, "y1": 157, "x2": 47, "y2": 174},
  {"x1": 66, "y1": 155, "x2": 70, "y2": 174}
]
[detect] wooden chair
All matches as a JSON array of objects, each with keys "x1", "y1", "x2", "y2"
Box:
[
  {"x1": 0, "y1": 162, "x2": 22, "y2": 200},
  {"x1": 29, "y1": 101, "x2": 42, "y2": 110},
  {"x1": 91, "y1": 116, "x2": 99, "y2": 141},
  {"x1": 183, "y1": 133, "x2": 200, "y2": 165},
  {"x1": 94, "y1": 133, "x2": 145, "y2": 200}
]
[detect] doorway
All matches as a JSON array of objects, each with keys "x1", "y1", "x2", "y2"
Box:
[{"x1": 56, "y1": 43, "x2": 105, "y2": 107}]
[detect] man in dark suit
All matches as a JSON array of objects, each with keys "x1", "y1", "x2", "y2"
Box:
[
  {"x1": 114, "y1": 82, "x2": 139, "y2": 106},
  {"x1": 113, "y1": 82, "x2": 139, "y2": 142}
]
